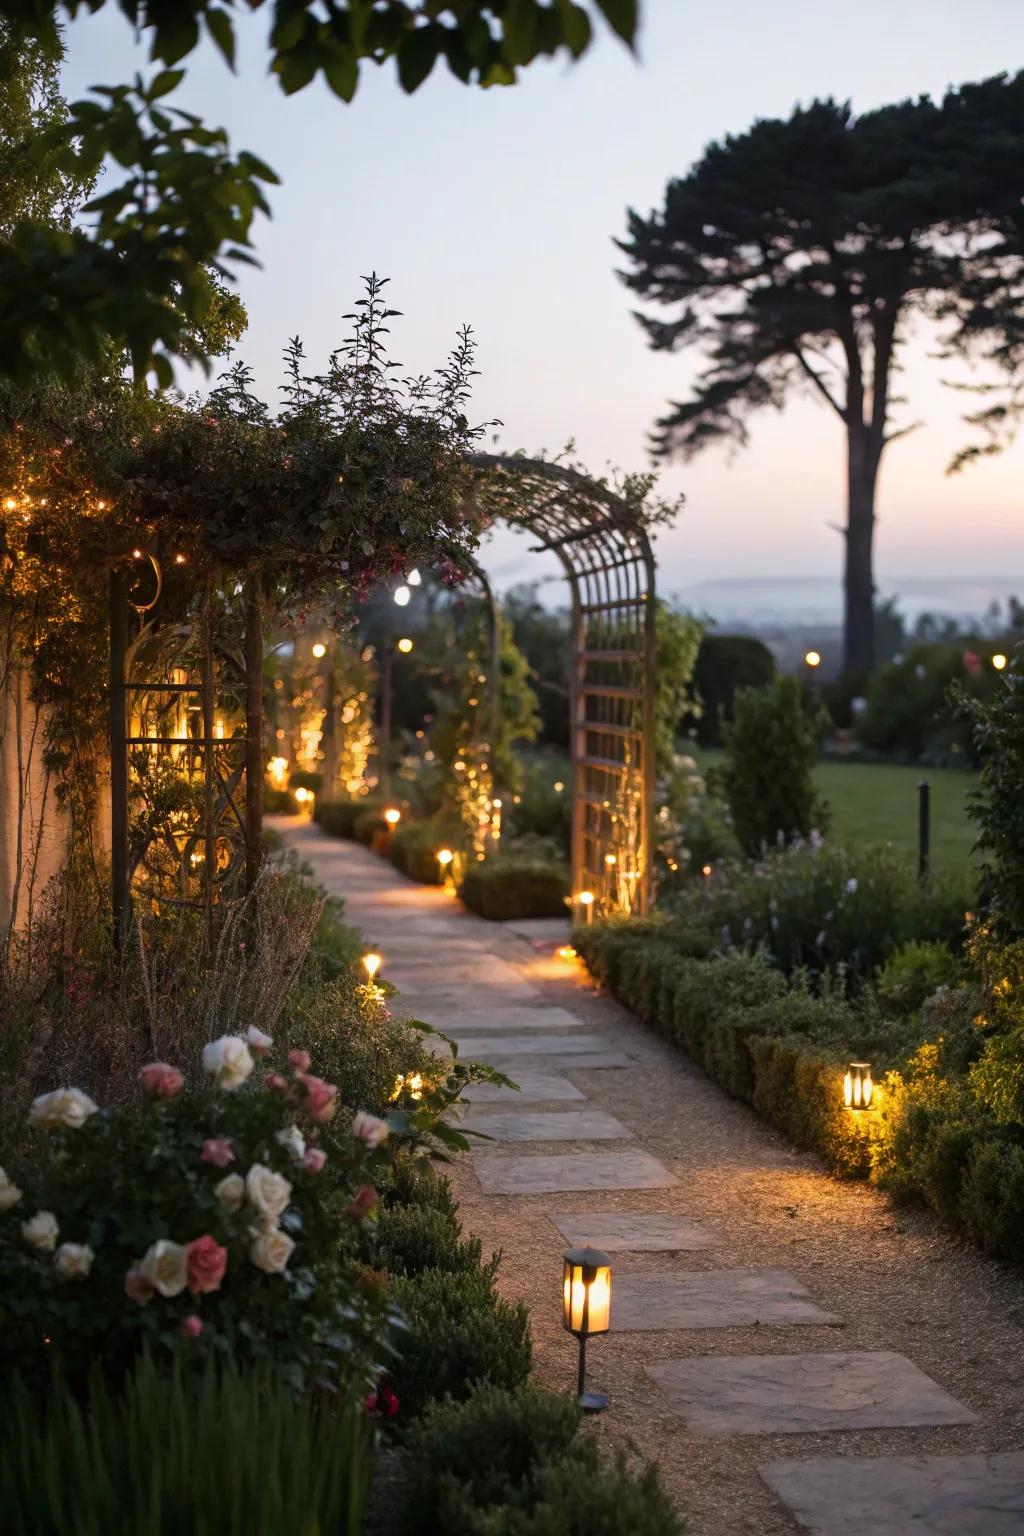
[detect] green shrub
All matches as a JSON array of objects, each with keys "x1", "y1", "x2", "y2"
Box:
[
  {"x1": 304, "y1": 895, "x2": 364, "y2": 979},
  {"x1": 400, "y1": 1384, "x2": 581, "y2": 1535},
  {"x1": 501, "y1": 1442, "x2": 684, "y2": 1536},
  {"x1": 373, "y1": 1202, "x2": 484, "y2": 1279},
  {"x1": 959, "y1": 1133, "x2": 1024, "y2": 1260},
  {"x1": 0, "y1": 1351, "x2": 370, "y2": 1536},
  {"x1": 459, "y1": 858, "x2": 569, "y2": 920},
  {"x1": 507, "y1": 757, "x2": 572, "y2": 852},
  {"x1": 315, "y1": 798, "x2": 378, "y2": 839},
  {"x1": 670, "y1": 950, "x2": 785, "y2": 1064},
  {"x1": 285, "y1": 975, "x2": 434, "y2": 1118},
  {"x1": 388, "y1": 821, "x2": 452, "y2": 884},
  {"x1": 354, "y1": 806, "x2": 390, "y2": 845},
  {"x1": 876, "y1": 941, "x2": 962, "y2": 1015},
  {"x1": 960, "y1": 650, "x2": 1024, "y2": 933},
  {"x1": 691, "y1": 632, "x2": 775, "y2": 746},
  {"x1": 390, "y1": 1266, "x2": 531, "y2": 1417},
  {"x1": 719, "y1": 676, "x2": 829, "y2": 855},
  {"x1": 748, "y1": 1034, "x2": 879, "y2": 1179},
  {"x1": 860, "y1": 640, "x2": 995, "y2": 764}
]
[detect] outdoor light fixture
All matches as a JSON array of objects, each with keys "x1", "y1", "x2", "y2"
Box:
[
  {"x1": 702, "y1": 864, "x2": 712, "y2": 878},
  {"x1": 407, "y1": 568, "x2": 422, "y2": 586},
  {"x1": 562, "y1": 1246, "x2": 612, "y2": 1413},
  {"x1": 557, "y1": 945, "x2": 577, "y2": 962},
  {"x1": 436, "y1": 847, "x2": 454, "y2": 868},
  {"x1": 267, "y1": 756, "x2": 288, "y2": 789},
  {"x1": 843, "y1": 1062, "x2": 873, "y2": 1110},
  {"x1": 362, "y1": 952, "x2": 382, "y2": 985},
  {"x1": 293, "y1": 786, "x2": 311, "y2": 805},
  {"x1": 577, "y1": 890, "x2": 595, "y2": 924},
  {"x1": 553, "y1": 780, "x2": 565, "y2": 793},
  {"x1": 397, "y1": 637, "x2": 414, "y2": 654},
  {"x1": 312, "y1": 642, "x2": 327, "y2": 659},
  {"x1": 393, "y1": 585, "x2": 411, "y2": 607},
  {"x1": 804, "y1": 650, "x2": 822, "y2": 668},
  {"x1": 384, "y1": 807, "x2": 401, "y2": 827},
  {"x1": 604, "y1": 853, "x2": 617, "y2": 866},
  {"x1": 993, "y1": 653, "x2": 1008, "y2": 671}
]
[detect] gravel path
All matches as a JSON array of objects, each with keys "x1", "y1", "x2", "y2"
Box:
[{"x1": 279, "y1": 818, "x2": 1024, "y2": 1536}]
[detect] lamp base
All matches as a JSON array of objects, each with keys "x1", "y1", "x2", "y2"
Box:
[{"x1": 578, "y1": 1391, "x2": 608, "y2": 1414}]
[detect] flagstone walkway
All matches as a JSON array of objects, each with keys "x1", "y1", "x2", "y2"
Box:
[{"x1": 277, "y1": 818, "x2": 1024, "y2": 1536}]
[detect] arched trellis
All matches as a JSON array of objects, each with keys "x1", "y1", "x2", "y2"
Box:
[{"x1": 470, "y1": 455, "x2": 657, "y2": 921}]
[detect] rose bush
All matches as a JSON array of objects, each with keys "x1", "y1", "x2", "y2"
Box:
[{"x1": 0, "y1": 1035, "x2": 409, "y2": 1394}]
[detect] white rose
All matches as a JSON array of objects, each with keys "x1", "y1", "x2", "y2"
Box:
[
  {"x1": 0, "y1": 1167, "x2": 22, "y2": 1211},
  {"x1": 22, "y1": 1210, "x2": 59, "y2": 1251},
  {"x1": 245, "y1": 1163, "x2": 292, "y2": 1222},
  {"x1": 214, "y1": 1173, "x2": 246, "y2": 1211},
  {"x1": 351, "y1": 1111, "x2": 388, "y2": 1148},
  {"x1": 139, "y1": 1238, "x2": 188, "y2": 1297},
  {"x1": 275, "y1": 1124, "x2": 306, "y2": 1161},
  {"x1": 245, "y1": 1026, "x2": 273, "y2": 1056},
  {"x1": 54, "y1": 1242, "x2": 94, "y2": 1280},
  {"x1": 201, "y1": 1036, "x2": 254, "y2": 1091},
  {"x1": 249, "y1": 1228, "x2": 295, "y2": 1274},
  {"x1": 28, "y1": 1087, "x2": 99, "y2": 1131}
]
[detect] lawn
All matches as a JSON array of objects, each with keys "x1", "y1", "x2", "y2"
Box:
[{"x1": 689, "y1": 748, "x2": 978, "y2": 873}]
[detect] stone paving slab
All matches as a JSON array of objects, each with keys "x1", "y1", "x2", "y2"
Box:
[
  {"x1": 462, "y1": 1109, "x2": 633, "y2": 1143},
  {"x1": 459, "y1": 1047, "x2": 637, "y2": 1071},
  {"x1": 549, "y1": 1211, "x2": 715, "y2": 1252},
  {"x1": 759, "y1": 1451, "x2": 1024, "y2": 1535},
  {"x1": 474, "y1": 1150, "x2": 675, "y2": 1195},
  {"x1": 647, "y1": 1352, "x2": 978, "y2": 1436},
  {"x1": 612, "y1": 1269, "x2": 840, "y2": 1331},
  {"x1": 400, "y1": 1007, "x2": 586, "y2": 1033},
  {"x1": 455, "y1": 1033, "x2": 625, "y2": 1058},
  {"x1": 498, "y1": 917, "x2": 572, "y2": 943},
  {"x1": 461, "y1": 1072, "x2": 586, "y2": 1104}
]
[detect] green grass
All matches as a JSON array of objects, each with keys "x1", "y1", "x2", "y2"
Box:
[{"x1": 688, "y1": 747, "x2": 978, "y2": 873}]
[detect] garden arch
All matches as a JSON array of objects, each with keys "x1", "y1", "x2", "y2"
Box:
[{"x1": 470, "y1": 454, "x2": 657, "y2": 920}]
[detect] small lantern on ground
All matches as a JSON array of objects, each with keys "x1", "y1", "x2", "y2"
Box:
[
  {"x1": 362, "y1": 952, "x2": 382, "y2": 990},
  {"x1": 577, "y1": 890, "x2": 595, "y2": 924},
  {"x1": 993, "y1": 653, "x2": 1008, "y2": 671},
  {"x1": 562, "y1": 1246, "x2": 612, "y2": 1413},
  {"x1": 383, "y1": 807, "x2": 401, "y2": 828},
  {"x1": 843, "y1": 1061, "x2": 873, "y2": 1110}
]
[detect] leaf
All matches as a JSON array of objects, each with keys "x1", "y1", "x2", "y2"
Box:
[
  {"x1": 324, "y1": 53, "x2": 359, "y2": 103},
  {"x1": 397, "y1": 27, "x2": 440, "y2": 95},
  {"x1": 147, "y1": 68, "x2": 185, "y2": 101},
  {"x1": 553, "y1": 0, "x2": 592, "y2": 57},
  {"x1": 596, "y1": 0, "x2": 639, "y2": 46},
  {"x1": 151, "y1": 14, "x2": 200, "y2": 66},
  {"x1": 205, "y1": 9, "x2": 237, "y2": 70}
]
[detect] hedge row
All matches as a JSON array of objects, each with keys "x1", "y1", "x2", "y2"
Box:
[{"x1": 459, "y1": 857, "x2": 570, "y2": 921}]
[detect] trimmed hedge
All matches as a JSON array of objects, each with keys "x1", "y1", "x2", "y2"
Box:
[
  {"x1": 459, "y1": 858, "x2": 569, "y2": 920},
  {"x1": 315, "y1": 798, "x2": 379, "y2": 839}
]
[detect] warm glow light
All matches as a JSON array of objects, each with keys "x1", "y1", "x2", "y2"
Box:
[
  {"x1": 362, "y1": 952, "x2": 382, "y2": 983},
  {"x1": 702, "y1": 864, "x2": 713, "y2": 878},
  {"x1": 293, "y1": 786, "x2": 311, "y2": 804},
  {"x1": 407, "y1": 568, "x2": 422, "y2": 586},
  {"x1": 437, "y1": 848, "x2": 454, "y2": 867},
  {"x1": 604, "y1": 853, "x2": 617, "y2": 866},
  {"x1": 804, "y1": 650, "x2": 822, "y2": 668},
  {"x1": 843, "y1": 1062, "x2": 873, "y2": 1111},
  {"x1": 993, "y1": 653, "x2": 1008, "y2": 671},
  {"x1": 562, "y1": 1247, "x2": 612, "y2": 1339},
  {"x1": 397, "y1": 637, "x2": 414, "y2": 654},
  {"x1": 312, "y1": 642, "x2": 327, "y2": 659},
  {"x1": 578, "y1": 891, "x2": 594, "y2": 906},
  {"x1": 384, "y1": 807, "x2": 401, "y2": 826},
  {"x1": 553, "y1": 780, "x2": 565, "y2": 793},
  {"x1": 174, "y1": 552, "x2": 187, "y2": 565},
  {"x1": 393, "y1": 585, "x2": 411, "y2": 606},
  {"x1": 557, "y1": 945, "x2": 578, "y2": 962},
  {"x1": 267, "y1": 755, "x2": 288, "y2": 789}
]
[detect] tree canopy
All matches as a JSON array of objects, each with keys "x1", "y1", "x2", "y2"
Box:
[
  {"x1": 0, "y1": 1, "x2": 639, "y2": 386},
  {"x1": 618, "y1": 75, "x2": 1024, "y2": 675}
]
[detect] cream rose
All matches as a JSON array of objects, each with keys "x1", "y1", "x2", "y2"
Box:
[
  {"x1": 201, "y1": 1035, "x2": 254, "y2": 1091},
  {"x1": 249, "y1": 1228, "x2": 295, "y2": 1274},
  {"x1": 0, "y1": 1166, "x2": 23, "y2": 1211},
  {"x1": 275, "y1": 1124, "x2": 306, "y2": 1161},
  {"x1": 214, "y1": 1173, "x2": 246, "y2": 1211},
  {"x1": 245, "y1": 1163, "x2": 292, "y2": 1222},
  {"x1": 28, "y1": 1087, "x2": 99, "y2": 1131},
  {"x1": 139, "y1": 1238, "x2": 189, "y2": 1297},
  {"x1": 245, "y1": 1026, "x2": 273, "y2": 1055},
  {"x1": 54, "y1": 1242, "x2": 94, "y2": 1280},
  {"x1": 22, "y1": 1210, "x2": 59, "y2": 1251}
]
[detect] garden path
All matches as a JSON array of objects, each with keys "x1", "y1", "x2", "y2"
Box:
[{"x1": 277, "y1": 818, "x2": 1024, "y2": 1536}]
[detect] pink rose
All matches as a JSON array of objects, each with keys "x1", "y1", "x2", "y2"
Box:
[
  {"x1": 185, "y1": 1234, "x2": 228, "y2": 1296},
  {"x1": 265, "y1": 1071, "x2": 288, "y2": 1093},
  {"x1": 287, "y1": 1048, "x2": 311, "y2": 1073},
  {"x1": 139, "y1": 1062, "x2": 184, "y2": 1099},
  {"x1": 125, "y1": 1265, "x2": 154, "y2": 1305},
  {"x1": 298, "y1": 1074, "x2": 338, "y2": 1124},
  {"x1": 345, "y1": 1185, "x2": 379, "y2": 1220},
  {"x1": 351, "y1": 1111, "x2": 388, "y2": 1147},
  {"x1": 180, "y1": 1314, "x2": 204, "y2": 1340},
  {"x1": 300, "y1": 1146, "x2": 327, "y2": 1174},
  {"x1": 201, "y1": 1137, "x2": 235, "y2": 1167}
]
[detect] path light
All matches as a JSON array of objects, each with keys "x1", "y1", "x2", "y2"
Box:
[
  {"x1": 557, "y1": 945, "x2": 577, "y2": 962},
  {"x1": 312, "y1": 642, "x2": 327, "y2": 659},
  {"x1": 384, "y1": 807, "x2": 401, "y2": 827},
  {"x1": 562, "y1": 1246, "x2": 612, "y2": 1413},
  {"x1": 267, "y1": 756, "x2": 288, "y2": 789},
  {"x1": 397, "y1": 637, "x2": 414, "y2": 654},
  {"x1": 993, "y1": 653, "x2": 1008, "y2": 671},
  {"x1": 843, "y1": 1062, "x2": 873, "y2": 1110},
  {"x1": 553, "y1": 780, "x2": 565, "y2": 793},
  {"x1": 362, "y1": 952, "x2": 382, "y2": 986},
  {"x1": 293, "y1": 786, "x2": 311, "y2": 805},
  {"x1": 393, "y1": 585, "x2": 411, "y2": 607},
  {"x1": 407, "y1": 568, "x2": 422, "y2": 586},
  {"x1": 805, "y1": 649, "x2": 822, "y2": 668},
  {"x1": 577, "y1": 891, "x2": 595, "y2": 925},
  {"x1": 436, "y1": 848, "x2": 454, "y2": 869}
]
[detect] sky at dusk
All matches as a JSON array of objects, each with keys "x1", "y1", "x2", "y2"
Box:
[{"x1": 62, "y1": 0, "x2": 1024, "y2": 611}]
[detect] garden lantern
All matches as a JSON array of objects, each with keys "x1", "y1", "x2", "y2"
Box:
[
  {"x1": 384, "y1": 807, "x2": 401, "y2": 828},
  {"x1": 804, "y1": 649, "x2": 821, "y2": 668},
  {"x1": 311, "y1": 642, "x2": 327, "y2": 659},
  {"x1": 436, "y1": 848, "x2": 454, "y2": 869},
  {"x1": 362, "y1": 952, "x2": 382, "y2": 986},
  {"x1": 993, "y1": 653, "x2": 1008, "y2": 671},
  {"x1": 397, "y1": 637, "x2": 414, "y2": 654},
  {"x1": 393, "y1": 584, "x2": 411, "y2": 607},
  {"x1": 843, "y1": 1062, "x2": 873, "y2": 1110},
  {"x1": 562, "y1": 1246, "x2": 612, "y2": 1413}
]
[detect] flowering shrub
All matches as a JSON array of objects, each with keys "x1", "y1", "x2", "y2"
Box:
[{"x1": 0, "y1": 1032, "x2": 403, "y2": 1392}]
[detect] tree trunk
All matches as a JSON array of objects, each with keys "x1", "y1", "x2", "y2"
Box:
[{"x1": 843, "y1": 428, "x2": 883, "y2": 681}]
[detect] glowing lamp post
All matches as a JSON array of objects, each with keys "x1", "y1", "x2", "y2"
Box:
[
  {"x1": 993, "y1": 653, "x2": 1008, "y2": 671},
  {"x1": 804, "y1": 649, "x2": 822, "y2": 669},
  {"x1": 362, "y1": 952, "x2": 382, "y2": 991},
  {"x1": 383, "y1": 807, "x2": 401, "y2": 829},
  {"x1": 562, "y1": 1246, "x2": 612, "y2": 1413},
  {"x1": 843, "y1": 1062, "x2": 873, "y2": 1111},
  {"x1": 577, "y1": 890, "x2": 595, "y2": 924}
]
